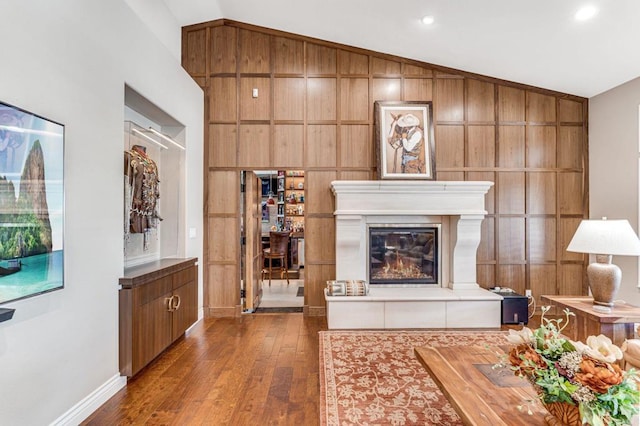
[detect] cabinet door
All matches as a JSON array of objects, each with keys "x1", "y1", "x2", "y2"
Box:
[
  {"x1": 171, "y1": 279, "x2": 198, "y2": 340},
  {"x1": 133, "y1": 288, "x2": 173, "y2": 374}
]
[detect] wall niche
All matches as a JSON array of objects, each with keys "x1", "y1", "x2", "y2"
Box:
[{"x1": 123, "y1": 85, "x2": 187, "y2": 267}]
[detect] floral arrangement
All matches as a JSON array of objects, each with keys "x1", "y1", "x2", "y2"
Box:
[{"x1": 506, "y1": 306, "x2": 640, "y2": 426}]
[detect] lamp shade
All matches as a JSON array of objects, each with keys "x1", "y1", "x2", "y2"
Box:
[{"x1": 567, "y1": 219, "x2": 640, "y2": 256}]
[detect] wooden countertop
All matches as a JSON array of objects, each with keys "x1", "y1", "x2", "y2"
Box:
[
  {"x1": 540, "y1": 295, "x2": 640, "y2": 324},
  {"x1": 120, "y1": 257, "x2": 197, "y2": 288}
]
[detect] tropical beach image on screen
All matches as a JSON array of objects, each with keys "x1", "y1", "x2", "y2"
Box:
[{"x1": 0, "y1": 101, "x2": 64, "y2": 305}]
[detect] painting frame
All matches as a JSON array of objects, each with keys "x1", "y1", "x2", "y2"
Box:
[
  {"x1": 374, "y1": 101, "x2": 435, "y2": 180},
  {"x1": 0, "y1": 100, "x2": 65, "y2": 305}
]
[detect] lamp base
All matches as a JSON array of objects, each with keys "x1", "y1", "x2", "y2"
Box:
[{"x1": 587, "y1": 254, "x2": 621, "y2": 307}]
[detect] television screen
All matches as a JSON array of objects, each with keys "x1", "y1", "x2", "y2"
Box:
[
  {"x1": 0, "y1": 101, "x2": 64, "y2": 305},
  {"x1": 260, "y1": 176, "x2": 277, "y2": 197}
]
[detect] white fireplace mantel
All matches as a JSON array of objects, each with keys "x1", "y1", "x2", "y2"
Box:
[
  {"x1": 332, "y1": 180, "x2": 493, "y2": 217},
  {"x1": 331, "y1": 180, "x2": 494, "y2": 290},
  {"x1": 327, "y1": 180, "x2": 501, "y2": 329}
]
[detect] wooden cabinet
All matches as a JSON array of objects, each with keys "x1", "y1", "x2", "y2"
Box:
[{"x1": 119, "y1": 258, "x2": 198, "y2": 377}]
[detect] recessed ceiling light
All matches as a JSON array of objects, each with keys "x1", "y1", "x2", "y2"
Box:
[
  {"x1": 575, "y1": 5, "x2": 598, "y2": 21},
  {"x1": 421, "y1": 15, "x2": 435, "y2": 25}
]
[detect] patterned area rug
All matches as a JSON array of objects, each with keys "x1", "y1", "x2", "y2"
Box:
[{"x1": 319, "y1": 330, "x2": 508, "y2": 425}]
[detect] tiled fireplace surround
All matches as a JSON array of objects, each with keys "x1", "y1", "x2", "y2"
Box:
[{"x1": 326, "y1": 180, "x2": 503, "y2": 329}]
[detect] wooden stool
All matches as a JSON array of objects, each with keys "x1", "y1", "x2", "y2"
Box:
[{"x1": 262, "y1": 231, "x2": 290, "y2": 286}]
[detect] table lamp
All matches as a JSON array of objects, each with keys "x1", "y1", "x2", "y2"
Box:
[{"x1": 567, "y1": 218, "x2": 640, "y2": 311}]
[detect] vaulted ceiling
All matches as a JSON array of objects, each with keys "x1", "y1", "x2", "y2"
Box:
[{"x1": 164, "y1": 0, "x2": 640, "y2": 98}]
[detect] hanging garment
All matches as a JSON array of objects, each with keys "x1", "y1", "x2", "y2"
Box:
[{"x1": 124, "y1": 145, "x2": 161, "y2": 235}]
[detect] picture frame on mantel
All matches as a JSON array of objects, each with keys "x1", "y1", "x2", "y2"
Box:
[{"x1": 374, "y1": 101, "x2": 435, "y2": 180}]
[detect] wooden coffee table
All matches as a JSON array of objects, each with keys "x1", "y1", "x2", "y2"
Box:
[{"x1": 414, "y1": 345, "x2": 547, "y2": 425}]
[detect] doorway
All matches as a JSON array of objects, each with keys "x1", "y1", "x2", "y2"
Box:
[{"x1": 240, "y1": 170, "x2": 304, "y2": 313}]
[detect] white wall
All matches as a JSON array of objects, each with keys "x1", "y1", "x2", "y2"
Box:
[
  {"x1": 0, "y1": 1, "x2": 203, "y2": 425},
  {"x1": 590, "y1": 77, "x2": 640, "y2": 306},
  {"x1": 125, "y1": 0, "x2": 182, "y2": 60}
]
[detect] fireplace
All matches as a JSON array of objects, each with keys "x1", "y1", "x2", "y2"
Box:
[
  {"x1": 327, "y1": 180, "x2": 502, "y2": 330},
  {"x1": 331, "y1": 180, "x2": 495, "y2": 290},
  {"x1": 368, "y1": 225, "x2": 439, "y2": 285}
]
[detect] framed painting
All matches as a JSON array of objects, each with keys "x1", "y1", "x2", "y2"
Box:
[
  {"x1": 0, "y1": 101, "x2": 64, "y2": 305},
  {"x1": 374, "y1": 101, "x2": 435, "y2": 180}
]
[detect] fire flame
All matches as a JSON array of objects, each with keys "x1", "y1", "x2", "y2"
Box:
[{"x1": 378, "y1": 249, "x2": 427, "y2": 279}]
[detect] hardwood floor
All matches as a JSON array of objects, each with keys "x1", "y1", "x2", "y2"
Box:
[
  {"x1": 83, "y1": 311, "x2": 539, "y2": 426},
  {"x1": 83, "y1": 314, "x2": 327, "y2": 426}
]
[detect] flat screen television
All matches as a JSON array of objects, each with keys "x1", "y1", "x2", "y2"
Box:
[
  {"x1": 0, "y1": 101, "x2": 64, "y2": 305},
  {"x1": 261, "y1": 176, "x2": 277, "y2": 197}
]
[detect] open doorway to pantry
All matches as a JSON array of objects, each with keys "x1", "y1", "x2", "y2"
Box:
[{"x1": 240, "y1": 170, "x2": 304, "y2": 313}]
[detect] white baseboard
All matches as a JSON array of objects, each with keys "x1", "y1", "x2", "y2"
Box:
[
  {"x1": 186, "y1": 316, "x2": 203, "y2": 336},
  {"x1": 50, "y1": 374, "x2": 126, "y2": 426},
  {"x1": 50, "y1": 316, "x2": 202, "y2": 425}
]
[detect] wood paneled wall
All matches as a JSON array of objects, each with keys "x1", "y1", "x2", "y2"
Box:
[{"x1": 182, "y1": 19, "x2": 589, "y2": 317}]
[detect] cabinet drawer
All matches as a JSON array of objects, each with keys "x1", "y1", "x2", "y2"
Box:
[
  {"x1": 136, "y1": 275, "x2": 173, "y2": 306},
  {"x1": 173, "y1": 265, "x2": 196, "y2": 289}
]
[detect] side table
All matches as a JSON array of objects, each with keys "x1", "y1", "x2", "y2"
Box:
[{"x1": 540, "y1": 295, "x2": 640, "y2": 347}]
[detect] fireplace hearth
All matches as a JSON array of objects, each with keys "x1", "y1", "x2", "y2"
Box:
[{"x1": 369, "y1": 226, "x2": 439, "y2": 285}]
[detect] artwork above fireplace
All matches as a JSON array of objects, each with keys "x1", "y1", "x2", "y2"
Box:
[{"x1": 368, "y1": 225, "x2": 439, "y2": 286}]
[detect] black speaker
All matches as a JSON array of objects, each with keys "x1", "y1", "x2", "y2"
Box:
[{"x1": 493, "y1": 290, "x2": 528, "y2": 324}]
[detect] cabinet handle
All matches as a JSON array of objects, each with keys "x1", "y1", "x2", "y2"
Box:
[
  {"x1": 165, "y1": 296, "x2": 174, "y2": 312},
  {"x1": 172, "y1": 295, "x2": 181, "y2": 310}
]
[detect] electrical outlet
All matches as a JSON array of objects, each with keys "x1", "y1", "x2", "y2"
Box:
[{"x1": 525, "y1": 289, "x2": 532, "y2": 297}]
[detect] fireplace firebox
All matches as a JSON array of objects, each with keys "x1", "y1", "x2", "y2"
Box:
[{"x1": 368, "y1": 225, "x2": 439, "y2": 285}]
